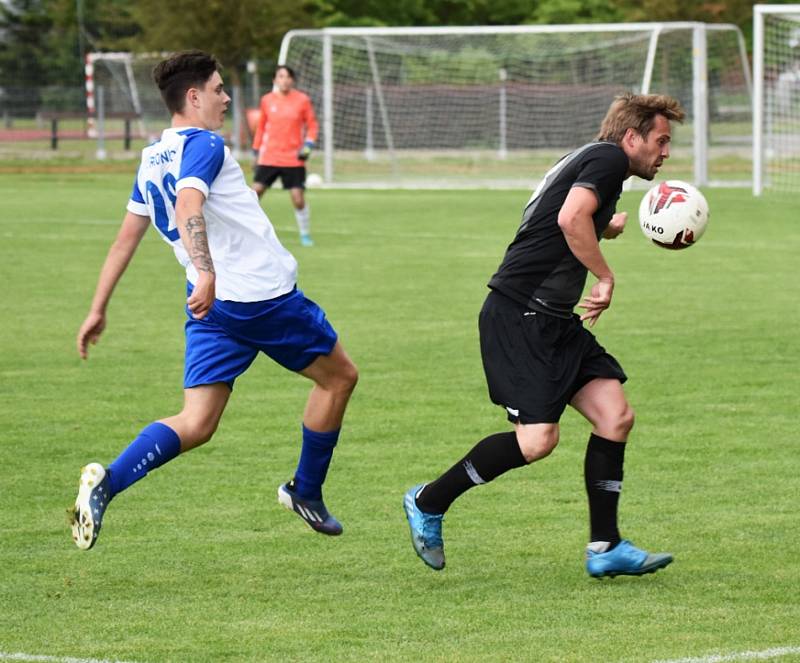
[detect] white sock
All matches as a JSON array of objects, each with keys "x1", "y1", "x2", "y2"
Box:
[
  {"x1": 587, "y1": 541, "x2": 611, "y2": 553},
  {"x1": 294, "y1": 205, "x2": 311, "y2": 236}
]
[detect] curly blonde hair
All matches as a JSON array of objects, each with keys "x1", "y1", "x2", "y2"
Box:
[{"x1": 597, "y1": 93, "x2": 686, "y2": 144}]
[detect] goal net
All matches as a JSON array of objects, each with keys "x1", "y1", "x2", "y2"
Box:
[
  {"x1": 279, "y1": 24, "x2": 751, "y2": 188},
  {"x1": 86, "y1": 52, "x2": 168, "y2": 142},
  {"x1": 753, "y1": 5, "x2": 800, "y2": 194},
  {"x1": 87, "y1": 52, "x2": 252, "y2": 156}
]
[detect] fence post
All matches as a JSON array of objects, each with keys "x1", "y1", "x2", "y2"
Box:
[
  {"x1": 498, "y1": 67, "x2": 508, "y2": 160},
  {"x1": 322, "y1": 32, "x2": 334, "y2": 183},
  {"x1": 96, "y1": 85, "x2": 107, "y2": 160},
  {"x1": 232, "y1": 84, "x2": 243, "y2": 159},
  {"x1": 365, "y1": 87, "x2": 375, "y2": 161},
  {"x1": 692, "y1": 23, "x2": 708, "y2": 187},
  {"x1": 50, "y1": 118, "x2": 58, "y2": 150}
]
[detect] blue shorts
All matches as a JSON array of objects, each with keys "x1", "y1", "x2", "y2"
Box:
[{"x1": 184, "y1": 285, "x2": 338, "y2": 389}]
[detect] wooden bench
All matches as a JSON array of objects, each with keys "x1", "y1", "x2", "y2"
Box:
[{"x1": 38, "y1": 112, "x2": 141, "y2": 150}]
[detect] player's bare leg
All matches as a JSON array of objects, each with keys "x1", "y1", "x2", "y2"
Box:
[
  {"x1": 299, "y1": 341, "x2": 358, "y2": 431},
  {"x1": 290, "y1": 187, "x2": 312, "y2": 246},
  {"x1": 252, "y1": 181, "x2": 267, "y2": 199},
  {"x1": 278, "y1": 341, "x2": 358, "y2": 534},
  {"x1": 71, "y1": 384, "x2": 230, "y2": 549},
  {"x1": 570, "y1": 378, "x2": 633, "y2": 442},
  {"x1": 571, "y1": 378, "x2": 673, "y2": 578},
  {"x1": 513, "y1": 422, "x2": 560, "y2": 462},
  {"x1": 160, "y1": 383, "x2": 231, "y2": 452}
]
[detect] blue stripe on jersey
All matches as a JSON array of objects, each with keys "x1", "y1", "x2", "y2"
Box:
[
  {"x1": 177, "y1": 129, "x2": 225, "y2": 190},
  {"x1": 130, "y1": 168, "x2": 145, "y2": 204}
]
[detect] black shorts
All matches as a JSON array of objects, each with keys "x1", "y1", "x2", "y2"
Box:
[
  {"x1": 253, "y1": 165, "x2": 306, "y2": 190},
  {"x1": 478, "y1": 289, "x2": 627, "y2": 424}
]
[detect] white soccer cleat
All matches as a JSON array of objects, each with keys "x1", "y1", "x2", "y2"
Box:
[{"x1": 70, "y1": 462, "x2": 111, "y2": 550}]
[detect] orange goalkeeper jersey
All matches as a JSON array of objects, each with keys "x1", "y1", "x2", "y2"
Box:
[{"x1": 252, "y1": 89, "x2": 319, "y2": 168}]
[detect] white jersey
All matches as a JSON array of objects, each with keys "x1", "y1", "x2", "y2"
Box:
[{"x1": 127, "y1": 127, "x2": 298, "y2": 302}]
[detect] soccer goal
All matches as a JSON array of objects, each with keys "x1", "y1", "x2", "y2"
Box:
[
  {"x1": 278, "y1": 24, "x2": 752, "y2": 189},
  {"x1": 85, "y1": 52, "x2": 166, "y2": 142},
  {"x1": 753, "y1": 5, "x2": 800, "y2": 194},
  {"x1": 87, "y1": 52, "x2": 251, "y2": 158}
]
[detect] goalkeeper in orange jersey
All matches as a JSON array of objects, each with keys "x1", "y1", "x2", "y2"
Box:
[{"x1": 252, "y1": 65, "x2": 319, "y2": 246}]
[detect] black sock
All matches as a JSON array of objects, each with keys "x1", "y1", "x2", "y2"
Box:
[
  {"x1": 584, "y1": 433, "x2": 626, "y2": 548},
  {"x1": 416, "y1": 432, "x2": 527, "y2": 515}
]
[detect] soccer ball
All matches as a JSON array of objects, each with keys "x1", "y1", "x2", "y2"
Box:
[
  {"x1": 306, "y1": 173, "x2": 323, "y2": 188},
  {"x1": 638, "y1": 180, "x2": 709, "y2": 250}
]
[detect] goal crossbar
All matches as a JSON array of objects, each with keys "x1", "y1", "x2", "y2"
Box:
[{"x1": 278, "y1": 23, "x2": 752, "y2": 188}]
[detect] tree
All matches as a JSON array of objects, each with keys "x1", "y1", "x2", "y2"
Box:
[
  {"x1": 130, "y1": 0, "x2": 313, "y2": 81},
  {"x1": 0, "y1": 0, "x2": 55, "y2": 87},
  {"x1": 310, "y1": 0, "x2": 539, "y2": 26},
  {"x1": 310, "y1": 0, "x2": 435, "y2": 27},
  {"x1": 0, "y1": 0, "x2": 142, "y2": 113},
  {"x1": 47, "y1": 0, "x2": 142, "y2": 58},
  {"x1": 34, "y1": 0, "x2": 141, "y2": 98},
  {"x1": 533, "y1": 0, "x2": 625, "y2": 24}
]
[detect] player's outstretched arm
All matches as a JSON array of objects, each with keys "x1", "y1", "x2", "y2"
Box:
[
  {"x1": 77, "y1": 211, "x2": 150, "y2": 359},
  {"x1": 175, "y1": 187, "x2": 215, "y2": 320},
  {"x1": 557, "y1": 186, "x2": 615, "y2": 326}
]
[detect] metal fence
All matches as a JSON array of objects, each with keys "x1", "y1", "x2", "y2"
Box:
[{"x1": 0, "y1": 56, "x2": 276, "y2": 160}]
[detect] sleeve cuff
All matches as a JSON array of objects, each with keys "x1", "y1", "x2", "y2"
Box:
[
  {"x1": 572, "y1": 182, "x2": 600, "y2": 205},
  {"x1": 176, "y1": 177, "x2": 210, "y2": 198},
  {"x1": 127, "y1": 200, "x2": 149, "y2": 216}
]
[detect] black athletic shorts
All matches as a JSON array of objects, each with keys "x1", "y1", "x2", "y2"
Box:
[
  {"x1": 478, "y1": 289, "x2": 627, "y2": 424},
  {"x1": 253, "y1": 165, "x2": 306, "y2": 190}
]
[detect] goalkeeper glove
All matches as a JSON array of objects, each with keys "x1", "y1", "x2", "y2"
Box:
[{"x1": 298, "y1": 140, "x2": 315, "y2": 161}]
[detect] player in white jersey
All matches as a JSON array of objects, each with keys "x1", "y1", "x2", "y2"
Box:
[{"x1": 70, "y1": 51, "x2": 358, "y2": 550}]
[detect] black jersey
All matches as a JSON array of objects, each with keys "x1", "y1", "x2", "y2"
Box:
[{"x1": 487, "y1": 141, "x2": 629, "y2": 318}]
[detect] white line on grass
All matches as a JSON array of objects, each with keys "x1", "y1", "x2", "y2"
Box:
[
  {"x1": 0, "y1": 652, "x2": 140, "y2": 663},
  {"x1": 652, "y1": 646, "x2": 800, "y2": 663}
]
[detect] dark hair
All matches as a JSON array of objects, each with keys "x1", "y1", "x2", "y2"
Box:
[
  {"x1": 152, "y1": 50, "x2": 221, "y2": 115},
  {"x1": 273, "y1": 65, "x2": 296, "y2": 81},
  {"x1": 597, "y1": 93, "x2": 686, "y2": 144}
]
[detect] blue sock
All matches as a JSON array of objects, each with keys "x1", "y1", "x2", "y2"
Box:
[
  {"x1": 292, "y1": 425, "x2": 340, "y2": 500},
  {"x1": 107, "y1": 422, "x2": 181, "y2": 498}
]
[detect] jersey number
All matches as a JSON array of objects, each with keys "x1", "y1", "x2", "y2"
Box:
[{"x1": 146, "y1": 174, "x2": 180, "y2": 242}]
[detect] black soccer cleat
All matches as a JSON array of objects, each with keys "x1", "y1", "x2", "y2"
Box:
[{"x1": 277, "y1": 481, "x2": 343, "y2": 536}]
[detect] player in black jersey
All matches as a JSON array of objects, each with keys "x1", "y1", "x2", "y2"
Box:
[{"x1": 404, "y1": 93, "x2": 686, "y2": 578}]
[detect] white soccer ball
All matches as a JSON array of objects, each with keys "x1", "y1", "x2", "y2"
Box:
[
  {"x1": 638, "y1": 180, "x2": 709, "y2": 250},
  {"x1": 306, "y1": 173, "x2": 323, "y2": 188}
]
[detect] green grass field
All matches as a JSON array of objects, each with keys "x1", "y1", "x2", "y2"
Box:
[{"x1": 1, "y1": 174, "x2": 798, "y2": 663}]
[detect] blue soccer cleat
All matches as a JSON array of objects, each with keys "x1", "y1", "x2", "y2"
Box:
[
  {"x1": 70, "y1": 462, "x2": 112, "y2": 550},
  {"x1": 278, "y1": 482, "x2": 342, "y2": 536},
  {"x1": 300, "y1": 233, "x2": 314, "y2": 247},
  {"x1": 586, "y1": 539, "x2": 673, "y2": 578},
  {"x1": 403, "y1": 484, "x2": 445, "y2": 570}
]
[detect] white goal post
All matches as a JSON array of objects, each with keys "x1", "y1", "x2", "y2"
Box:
[
  {"x1": 753, "y1": 5, "x2": 800, "y2": 194},
  {"x1": 85, "y1": 51, "x2": 167, "y2": 156},
  {"x1": 85, "y1": 53, "x2": 157, "y2": 136},
  {"x1": 278, "y1": 24, "x2": 752, "y2": 188},
  {"x1": 87, "y1": 52, "x2": 249, "y2": 158}
]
